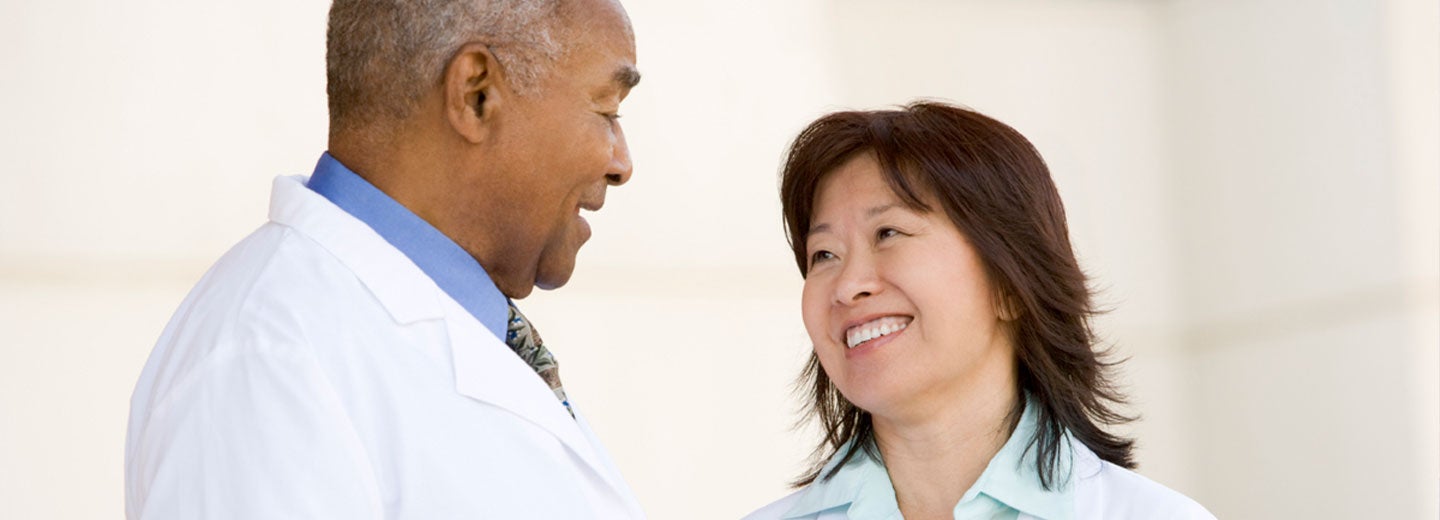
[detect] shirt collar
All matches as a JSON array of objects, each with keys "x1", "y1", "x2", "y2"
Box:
[
  {"x1": 963, "y1": 398, "x2": 1075, "y2": 520},
  {"x1": 305, "y1": 152, "x2": 509, "y2": 341},
  {"x1": 785, "y1": 441, "x2": 901, "y2": 519},
  {"x1": 784, "y1": 398, "x2": 1075, "y2": 520}
]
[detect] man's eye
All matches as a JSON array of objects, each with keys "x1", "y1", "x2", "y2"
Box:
[
  {"x1": 603, "y1": 112, "x2": 622, "y2": 121},
  {"x1": 877, "y1": 227, "x2": 901, "y2": 240}
]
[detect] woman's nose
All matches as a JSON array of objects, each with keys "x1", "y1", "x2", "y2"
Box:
[{"x1": 833, "y1": 253, "x2": 881, "y2": 305}]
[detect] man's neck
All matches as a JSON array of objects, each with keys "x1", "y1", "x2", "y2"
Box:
[
  {"x1": 330, "y1": 129, "x2": 438, "y2": 213},
  {"x1": 873, "y1": 364, "x2": 1019, "y2": 520}
]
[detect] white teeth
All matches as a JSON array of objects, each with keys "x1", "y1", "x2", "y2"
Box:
[{"x1": 845, "y1": 317, "x2": 911, "y2": 348}]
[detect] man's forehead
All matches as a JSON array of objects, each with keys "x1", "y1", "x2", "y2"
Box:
[
  {"x1": 562, "y1": 0, "x2": 635, "y2": 43},
  {"x1": 558, "y1": 0, "x2": 638, "y2": 93}
]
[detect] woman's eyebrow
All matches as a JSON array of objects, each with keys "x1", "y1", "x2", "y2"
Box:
[
  {"x1": 866, "y1": 203, "x2": 902, "y2": 218},
  {"x1": 808, "y1": 204, "x2": 905, "y2": 235}
]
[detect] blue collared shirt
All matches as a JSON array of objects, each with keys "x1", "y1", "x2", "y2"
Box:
[
  {"x1": 785, "y1": 398, "x2": 1075, "y2": 520},
  {"x1": 305, "y1": 152, "x2": 509, "y2": 341}
]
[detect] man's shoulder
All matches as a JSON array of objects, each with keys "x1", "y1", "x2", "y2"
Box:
[
  {"x1": 132, "y1": 220, "x2": 398, "y2": 417},
  {"x1": 186, "y1": 221, "x2": 366, "y2": 321},
  {"x1": 145, "y1": 221, "x2": 380, "y2": 373}
]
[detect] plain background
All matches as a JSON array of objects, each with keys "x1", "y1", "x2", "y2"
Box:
[{"x1": 1, "y1": 0, "x2": 1436, "y2": 518}]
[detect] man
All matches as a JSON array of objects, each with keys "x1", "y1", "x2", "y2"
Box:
[{"x1": 124, "y1": 0, "x2": 643, "y2": 517}]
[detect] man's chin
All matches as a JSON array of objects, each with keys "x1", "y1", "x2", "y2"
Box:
[
  {"x1": 529, "y1": 229, "x2": 586, "y2": 293},
  {"x1": 532, "y1": 277, "x2": 569, "y2": 292},
  {"x1": 532, "y1": 259, "x2": 578, "y2": 292}
]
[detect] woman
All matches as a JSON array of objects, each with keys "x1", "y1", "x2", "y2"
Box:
[{"x1": 747, "y1": 102, "x2": 1213, "y2": 520}]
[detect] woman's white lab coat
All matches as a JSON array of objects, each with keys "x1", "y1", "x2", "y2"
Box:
[{"x1": 124, "y1": 175, "x2": 645, "y2": 519}]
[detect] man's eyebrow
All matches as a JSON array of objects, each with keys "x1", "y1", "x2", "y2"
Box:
[{"x1": 613, "y1": 65, "x2": 641, "y2": 90}]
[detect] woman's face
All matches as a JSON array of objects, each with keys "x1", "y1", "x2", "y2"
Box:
[{"x1": 801, "y1": 155, "x2": 1015, "y2": 421}]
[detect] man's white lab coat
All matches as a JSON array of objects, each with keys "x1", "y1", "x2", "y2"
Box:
[{"x1": 125, "y1": 175, "x2": 645, "y2": 519}]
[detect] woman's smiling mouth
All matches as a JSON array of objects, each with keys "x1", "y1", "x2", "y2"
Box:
[{"x1": 845, "y1": 315, "x2": 913, "y2": 349}]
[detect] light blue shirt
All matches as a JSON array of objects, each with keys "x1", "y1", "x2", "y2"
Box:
[
  {"x1": 784, "y1": 399, "x2": 1075, "y2": 520},
  {"x1": 305, "y1": 152, "x2": 509, "y2": 341}
]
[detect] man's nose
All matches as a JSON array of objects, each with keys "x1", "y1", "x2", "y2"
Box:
[
  {"x1": 605, "y1": 123, "x2": 633, "y2": 186},
  {"x1": 834, "y1": 252, "x2": 881, "y2": 305}
]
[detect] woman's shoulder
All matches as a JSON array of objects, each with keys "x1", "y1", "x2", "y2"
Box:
[
  {"x1": 1071, "y1": 442, "x2": 1216, "y2": 520},
  {"x1": 742, "y1": 488, "x2": 854, "y2": 520},
  {"x1": 742, "y1": 489, "x2": 806, "y2": 520},
  {"x1": 748, "y1": 440, "x2": 1215, "y2": 520}
]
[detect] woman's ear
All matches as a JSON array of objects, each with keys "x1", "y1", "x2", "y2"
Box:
[
  {"x1": 443, "y1": 42, "x2": 503, "y2": 144},
  {"x1": 995, "y1": 289, "x2": 1022, "y2": 322}
]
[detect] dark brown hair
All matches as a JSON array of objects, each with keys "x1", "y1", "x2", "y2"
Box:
[{"x1": 781, "y1": 101, "x2": 1135, "y2": 489}]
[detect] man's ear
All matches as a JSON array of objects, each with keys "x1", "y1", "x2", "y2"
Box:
[{"x1": 444, "y1": 42, "x2": 503, "y2": 144}]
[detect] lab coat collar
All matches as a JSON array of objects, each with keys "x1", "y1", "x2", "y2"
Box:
[
  {"x1": 267, "y1": 175, "x2": 632, "y2": 502},
  {"x1": 304, "y1": 153, "x2": 510, "y2": 339},
  {"x1": 268, "y1": 175, "x2": 445, "y2": 324}
]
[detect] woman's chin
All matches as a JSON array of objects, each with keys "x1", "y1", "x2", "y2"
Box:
[{"x1": 836, "y1": 381, "x2": 914, "y2": 420}]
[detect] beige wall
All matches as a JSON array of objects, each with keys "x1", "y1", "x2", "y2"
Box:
[
  {"x1": 1, "y1": 1, "x2": 1434, "y2": 519},
  {"x1": 1163, "y1": 0, "x2": 1438, "y2": 517}
]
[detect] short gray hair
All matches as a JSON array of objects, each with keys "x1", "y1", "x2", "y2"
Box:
[{"x1": 326, "y1": 0, "x2": 565, "y2": 135}]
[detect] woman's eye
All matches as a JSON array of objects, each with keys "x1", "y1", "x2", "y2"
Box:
[{"x1": 809, "y1": 250, "x2": 836, "y2": 265}]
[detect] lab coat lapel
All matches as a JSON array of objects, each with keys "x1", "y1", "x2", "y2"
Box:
[
  {"x1": 444, "y1": 294, "x2": 629, "y2": 500},
  {"x1": 272, "y1": 174, "x2": 630, "y2": 502}
]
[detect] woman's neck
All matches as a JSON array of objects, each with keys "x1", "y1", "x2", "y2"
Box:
[{"x1": 873, "y1": 370, "x2": 1020, "y2": 520}]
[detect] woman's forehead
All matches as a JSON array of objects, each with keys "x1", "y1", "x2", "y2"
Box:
[{"x1": 812, "y1": 165, "x2": 934, "y2": 218}]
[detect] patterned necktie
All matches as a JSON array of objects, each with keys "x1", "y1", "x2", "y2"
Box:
[{"x1": 504, "y1": 302, "x2": 575, "y2": 419}]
